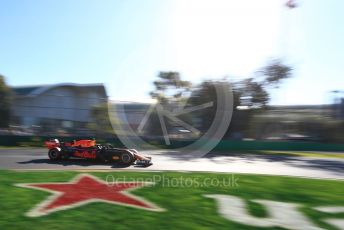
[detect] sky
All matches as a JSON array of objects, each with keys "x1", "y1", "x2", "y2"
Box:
[{"x1": 1, "y1": 0, "x2": 344, "y2": 105}]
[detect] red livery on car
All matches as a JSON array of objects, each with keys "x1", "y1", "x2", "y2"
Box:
[{"x1": 44, "y1": 139, "x2": 152, "y2": 166}]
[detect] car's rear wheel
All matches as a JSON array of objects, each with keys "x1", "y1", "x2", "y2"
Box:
[
  {"x1": 48, "y1": 148, "x2": 62, "y2": 161},
  {"x1": 119, "y1": 151, "x2": 135, "y2": 165}
]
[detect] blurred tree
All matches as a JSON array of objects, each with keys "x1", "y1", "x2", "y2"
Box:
[
  {"x1": 188, "y1": 79, "x2": 250, "y2": 137},
  {"x1": 259, "y1": 59, "x2": 293, "y2": 87},
  {"x1": 0, "y1": 75, "x2": 12, "y2": 128},
  {"x1": 188, "y1": 80, "x2": 223, "y2": 132},
  {"x1": 189, "y1": 59, "x2": 292, "y2": 139},
  {"x1": 236, "y1": 78, "x2": 270, "y2": 108},
  {"x1": 150, "y1": 71, "x2": 192, "y2": 104},
  {"x1": 238, "y1": 59, "x2": 292, "y2": 108},
  {"x1": 147, "y1": 72, "x2": 192, "y2": 136},
  {"x1": 232, "y1": 59, "x2": 292, "y2": 138},
  {"x1": 146, "y1": 61, "x2": 292, "y2": 139},
  {"x1": 87, "y1": 102, "x2": 114, "y2": 136}
]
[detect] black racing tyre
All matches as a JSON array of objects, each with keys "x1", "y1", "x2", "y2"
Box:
[
  {"x1": 48, "y1": 148, "x2": 62, "y2": 161},
  {"x1": 119, "y1": 151, "x2": 135, "y2": 165}
]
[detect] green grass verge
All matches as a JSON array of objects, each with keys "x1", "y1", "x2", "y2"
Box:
[{"x1": 0, "y1": 170, "x2": 343, "y2": 229}]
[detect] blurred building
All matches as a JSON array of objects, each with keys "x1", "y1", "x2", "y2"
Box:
[
  {"x1": 114, "y1": 102, "x2": 150, "y2": 130},
  {"x1": 113, "y1": 102, "x2": 198, "y2": 139},
  {"x1": 250, "y1": 104, "x2": 338, "y2": 141},
  {"x1": 11, "y1": 83, "x2": 107, "y2": 134}
]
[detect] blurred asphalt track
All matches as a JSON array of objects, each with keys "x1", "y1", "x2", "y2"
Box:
[{"x1": 0, "y1": 148, "x2": 343, "y2": 180}]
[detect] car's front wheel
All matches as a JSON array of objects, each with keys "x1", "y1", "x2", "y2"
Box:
[
  {"x1": 119, "y1": 151, "x2": 135, "y2": 165},
  {"x1": 48, "y1": 148, "x2": 62, "y2": 161}
]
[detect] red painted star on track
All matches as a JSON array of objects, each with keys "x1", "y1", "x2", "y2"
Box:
[{"x1": 16, "y1": 174, "x2": 164, "y2": 217}]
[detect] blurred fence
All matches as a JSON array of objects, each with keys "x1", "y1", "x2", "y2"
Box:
[{"x1": 1, "y1": 135, "x2": 344, "y2": 152}]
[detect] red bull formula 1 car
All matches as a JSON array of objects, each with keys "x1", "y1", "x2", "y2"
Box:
[{"x1": 44, "y1": 139, "x2": 152, "y2": 166}]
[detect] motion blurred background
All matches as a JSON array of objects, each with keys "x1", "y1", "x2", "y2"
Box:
[
  {"x1": 0, "y1": 2, "x2": 344, "y2": 229},
  {"x1": 0, "y1": 0, "x2": 343, "y2": 151}
]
